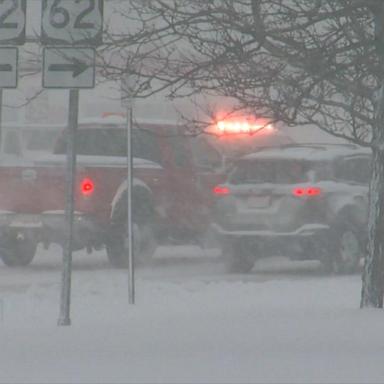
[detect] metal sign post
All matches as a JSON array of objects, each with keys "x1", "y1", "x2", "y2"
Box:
[
  {"x1": 41, "y1": 0, "x2": 103, "y2": 326},
  {"x1": 126, "y1": 100, "x2": 135, "y2": 304},
  {"x1": 57, "y1": 89, "x2": 78, "y2": 327},
  {"x1": 121, "y1": 75, "x2": 136, "y2": 304},
  {"x1": 0, "y1": 88, "x2": 2, "y2": 147}
]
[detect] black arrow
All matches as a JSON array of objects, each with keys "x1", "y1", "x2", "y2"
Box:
[
  {"x1": 48, "y1": 58, "x2": 88, "y2": 78},
  {"x1": 0, "y1": 64, "x2": 12, "y2": 72}
]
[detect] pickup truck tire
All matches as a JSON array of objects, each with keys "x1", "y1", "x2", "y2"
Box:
[
  {"x1": 322, "y1": 218, "x2": 363, "y2": 274},
  {"x1": 106, "y1": 222, "x2": 156, "y2": 268},
  {"x1": 106, "y1": 188, "x2": 157, "y2": 268},
  {"x1": 222, "y1": 238, "x2": 256, "y2": 273},
  {"x1": 0, "y1": 234, "x2": 37, "y2": 267}
]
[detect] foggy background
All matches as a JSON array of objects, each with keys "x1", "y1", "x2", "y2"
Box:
[{"x1": 0, "y1": 0, "x2": 339, "y2": 144}]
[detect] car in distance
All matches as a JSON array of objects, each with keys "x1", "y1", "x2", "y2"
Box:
[{"x1": 211, "y1": 143, "x2": 371, "y2": 273}]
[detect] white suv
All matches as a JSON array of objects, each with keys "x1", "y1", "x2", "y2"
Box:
[{"x1": 211, "y1": 144, "x2": 371, "y2": 273}]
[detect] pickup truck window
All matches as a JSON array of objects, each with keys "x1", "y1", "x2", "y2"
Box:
[
  {"x1": 132, "y1": 129, "x2": 162, "y2": 164},
  {"x1": 166, "y1": 135, "x2": 189, "y2": 167},
  {"x1": 25, "y1": 131, "x2": 60, "y2": 152},
  {"x1": 189, "y1": 136, "x2": 223, "y2": 171},
  {"x1": 54, "y1": 127, "x2": 162, "y2": 164},
  {"x1": 3, "y1": 131, "x2": 22, "y2": 155}
]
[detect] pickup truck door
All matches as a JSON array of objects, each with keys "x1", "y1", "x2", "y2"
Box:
[{"x1": 160, "y1": 135, "x2": 216, "y2": 238}]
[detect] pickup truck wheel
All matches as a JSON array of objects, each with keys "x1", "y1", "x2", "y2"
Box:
[
  {"x1": 222, "y1": 239, "x2": 256, "y2": 273},
  {"x1": 106, "y1": 222, "x2": 157, "y2": 269},
  {"x1": 0, "y1": 234, "x2": 37, "y2": 267}
]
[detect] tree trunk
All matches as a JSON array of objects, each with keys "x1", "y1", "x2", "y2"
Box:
[
  {"x1": 361, "y1": 139, "x2": 384, "y2": 308},
  {"x1": 361, "y1": 2, "x2": 384, "y2": 308}
]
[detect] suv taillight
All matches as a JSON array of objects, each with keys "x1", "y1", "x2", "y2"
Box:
[
  {"x1": 81, "y1": 178, "x2": 95, "y2": 196},
  {"x1": 213, "y1": 185, "x2": 230, "y2": 196},
  {"x1": 293, "y1": 187, "x2": 321, "y2": 197}
]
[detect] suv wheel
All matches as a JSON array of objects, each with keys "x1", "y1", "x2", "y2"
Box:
[
  {"x1": 322, "y1": 223, "x2": 362, "y2": 274},
  {"x1": 222, "y1": 239, "x2": 256, "y2": 273},
  {"x1": 334, "y1": 228, "x2": 362, "y2": 273}
]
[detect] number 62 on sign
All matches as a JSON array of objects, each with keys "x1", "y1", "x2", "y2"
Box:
[{"x1": 41, "y1": 0, "x2": 103, "y2": 46}]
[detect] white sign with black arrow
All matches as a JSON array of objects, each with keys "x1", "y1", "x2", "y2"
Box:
[
  {"x1": 0, "y1": 47, "x2": 17, "y2": 88},
  {"x1": 43, "y1": 47, "x2": 95, "y2": 89}
]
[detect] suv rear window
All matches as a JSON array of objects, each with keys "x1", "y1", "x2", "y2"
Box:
[
  {"x1": 229, "y1": 159, "x2": 309, "y2": 184},
  {"x1": 333, "y1": 156, "x2": 371, "y2": 184}
]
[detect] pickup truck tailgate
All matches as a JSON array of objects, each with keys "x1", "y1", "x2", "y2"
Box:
[{"x1": 0, "y1": 162, "x2": 67, "y2": 214}]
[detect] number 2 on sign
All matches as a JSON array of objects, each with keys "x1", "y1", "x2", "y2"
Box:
[
  {"x1": 0, "y1": 0, "x2": 18, "y2": 29},
  {"x1": 50, "y1": 0, "x2": 95, "y2": 29}
]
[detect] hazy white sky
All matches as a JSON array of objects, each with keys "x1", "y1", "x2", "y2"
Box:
[{"x1": 0, "y1": 0, "x2": 337, "y2": 142}]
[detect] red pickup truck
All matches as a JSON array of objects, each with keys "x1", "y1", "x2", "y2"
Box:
[{"x1": 0, "y1": 116, "x2": 227, "y2": 267}]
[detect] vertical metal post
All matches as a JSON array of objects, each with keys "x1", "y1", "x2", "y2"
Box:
[
  {"x1": 126, "y1": 98, "x2": 135, "y2": 304},
  {"x1": 0, "y1": 89, "x2": 3, "y2": 150},
  {"x1": 0, "y1": 298, "x2": 3, "y2": 323},
  {"x1": 58, "y1": 89, "x2": 79, "y2": 326}
]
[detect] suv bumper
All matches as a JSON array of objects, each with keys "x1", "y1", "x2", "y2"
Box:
[
  {"x1": 211, "y1": 222, "x2": 331, "y2": 260},
  {"x1": 211, "y1": 222, "x2": 330, "y2": 239}
]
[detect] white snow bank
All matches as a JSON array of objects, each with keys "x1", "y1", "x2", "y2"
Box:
[{"x1": 0, "y1": 251, "x2": 383, "y2": 384}]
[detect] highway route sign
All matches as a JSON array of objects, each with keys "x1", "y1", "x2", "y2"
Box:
[
  {"x1": 0, "y1": 47, "x2": 17, "y2": 88},
  {"x1": 0, "y1": 0, "x2": 26, "y2": 45},
  {"x1": 41, "y1": 0, "x2": 103, "y2": 46},
  {"x1": 43, "y1": 47, "x2": 95, "y2": 89}
]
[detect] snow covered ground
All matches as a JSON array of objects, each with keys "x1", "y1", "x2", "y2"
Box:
[{"x1": 0, "y1": 246, "x2": 383, "y2": 384}]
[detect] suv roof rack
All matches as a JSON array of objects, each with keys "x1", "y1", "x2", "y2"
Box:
[{"x1": 249, "y1": 142, "x2": 362, "y2": 153}]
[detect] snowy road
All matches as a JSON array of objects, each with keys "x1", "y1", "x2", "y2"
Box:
[
  {"x1": 1, "y1": 245, "x2": 382, "y2": 384},
  {"x1": 0, "y1": 244, "x2": 325, "y2": 294}
]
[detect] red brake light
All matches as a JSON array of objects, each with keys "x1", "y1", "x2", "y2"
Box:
[
  {"x1": 293, "y1": 188, "x2": 305, "y2": 197},
  {"x1": 81, "y1": 178, "x2": 94, "y2": 196},
  {"x1": 213, "y1": 185, "x2": 230, "y2": 196},
  {"x1": 293, "y1": 186, "x2": 321, "y2": 197},
  {"x1": 307, "y1": 187, "x2": 321, "y2": 196}
]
